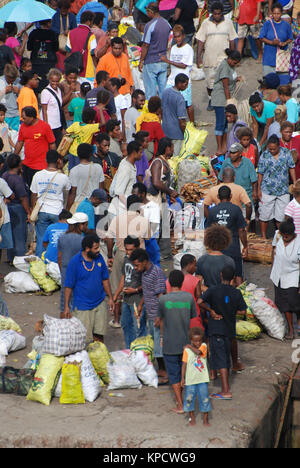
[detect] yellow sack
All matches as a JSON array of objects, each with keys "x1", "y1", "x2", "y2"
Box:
[
  {"x1": 178, "y1": 122, "x2": 208, "y2": 158},
  {"x1": 0, "y1": 316, "x2": 21, "y2": 333},
  {"x1": 29, "y1": 260, "x2": 59, "y2": 293},
  {"x1": 87, "y1": 341, "x2": 112, "y2": 385},
  {"x1": 27, "y1": 354, "x2": 64, "y2": 406},
  {"x1": 60, "y1": 362, "x2": 85, "y2": 405}
]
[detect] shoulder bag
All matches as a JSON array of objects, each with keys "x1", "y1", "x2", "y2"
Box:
[
  {"x1": 58, "y1": 15, "x2": 69, "y2": 53},
  {"x1": 270, "y1": 20, "x2": 291, "y2": 73},
  {"x1": 64, "y1": 31, "x2": 92, "y2": 74},
  {"x1": 46, "y1": 87, "x2": 67, "y2": 130},
  {"x1": 30, "y1": 172, "x2": 58, "y2": 223}
]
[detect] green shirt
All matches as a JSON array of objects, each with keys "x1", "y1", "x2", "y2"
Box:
[
  {"x1": 68, "y1": 96, "x2": 85, "y2": 122},
  {"x1": 211, "y1": 59, "x2": 237, "y2": 107},
  {"x1": 182, "y1": 346, "x2": 210, "y2": 385},
  {"x1": 218, "y1": 156, "x2": 258, "y2": 202}
]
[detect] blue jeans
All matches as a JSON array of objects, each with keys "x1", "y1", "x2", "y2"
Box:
[
  {"x1": 120, "y1": 302, "x2": 147, "y2": 349},
  {"x1": 7, "y1": 204, "x2": 28, "y2": 262},
  {"x1": 183, "y1": 383, "x2": 211, "y2": 413},
  {"x1": 35, "y1": 212, "x2": 59, "y2": 258},
  {"x1": 214, "y1": 106, "x2": 228, "y2": 136},
  {"x1": 143, "y1": 62, "x2": 168, "y2": 100}
]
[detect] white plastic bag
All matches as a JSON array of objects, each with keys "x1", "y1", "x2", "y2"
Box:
[
  {"x1": 13, "y1": 256, "x2": 39, "y2": 273},
  {"x1": 4, "y1": 272, "x2": 40, "y2": 293},
  {"x1": 183, "y1": 239, "x2": 206, "y2": 261},
  {"x1": 190, "y1": 64, "x2": 205, "y2": 81},
  {"x1": 0, "y1": 330, "x2": 26, "y2": 354},
  {"x1": 129, "y1": 350, "x2": 158, "y2": 388},
  {"x1": 55, "y1": 350, "x2": 101, "y2": 402},
  {"x1": 46, "y1": 261, "x2": 61, "y2": 286},
  {"x1": 107, "y1": 360, "x2": 142, "y2": 390}
]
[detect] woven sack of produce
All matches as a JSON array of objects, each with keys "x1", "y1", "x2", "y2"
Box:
[
  {"x1": 0, "y1": 316, "x2": 22, "y2": 333},
  {"x1": 27, "y1": 354, "x2": 64, "y2": 405},
  {"x1": 244, "y1": 234, "x2": 272, "y2": 264},
  {"x1": 0, "y1": 367, "x2": 35, "y2": 396},
  {"x1": 177, "y1": 155, "x2": 204, "y2": 192},
  {"x1": 60, "y1": 362, "x2": 85, "y2": 405},
  {"x1": 29, "y1": 260, "x2": 59, "y2": 293},
  {"x1": 178, "y1": 122, "x2": 208, "y2": 158},
  {"x1": 107, "y1": 359, "x2": 142, "y2": 390},
  {"x1": 42, "y1": 314, "x2": 87, "y2": 356}
]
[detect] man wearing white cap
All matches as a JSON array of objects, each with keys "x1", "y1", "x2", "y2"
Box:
[{"x1": 57, "y1": 211, "x2": 89, "y2": 312}]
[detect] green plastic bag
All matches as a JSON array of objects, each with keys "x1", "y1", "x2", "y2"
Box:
[
  {"x1": 29, "y1": 260, "x2": 59, "y2": 293},
  {"x1": 236, "y1": 320, "x2": 262, "y2": 341},
  {"x1": 87, "y1": 341, "x2": 112, "y2": 385}
]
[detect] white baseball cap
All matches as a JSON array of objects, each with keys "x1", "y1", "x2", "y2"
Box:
[{"x1": 67, "y1": 212, "x2": 89, "y2": 224}]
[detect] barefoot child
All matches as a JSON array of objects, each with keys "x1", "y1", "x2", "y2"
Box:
[
  {"x1": 198, "y1": 265, "x2": 247, "y2": 400},
  {"x1": 181, "y1": 327, "x2": 211, "y2": 426}
]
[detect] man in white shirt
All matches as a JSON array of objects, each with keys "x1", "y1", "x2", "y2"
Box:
[
  {"x1": 124, "y1": 89, "x2": 146, "y2": 143},
  {"x1": 30, "y1": 150, "x2": 71, "y2": 258},
  {"x1": 108, "y1": 140, "x2": 143, "y2": 221},
  {"x1": 160, "y1": 24, "x2": 194, "y2": 123},
  {"x1": 67, "y1": 143, "x2": 104, "y2": 211},
  {"x1": 196, "y1": 1, "x2": 237, "y2": 111}
]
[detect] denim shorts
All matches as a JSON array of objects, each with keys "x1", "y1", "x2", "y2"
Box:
[
  {"x1": 163, "y1": 353, "x2": 183, "y2": 385},
  {"x1": 183, "y1": 383, "x2": 211, "y2": 413},
  {"x1": 214, "y1": 106, "x2": 228, "y2": 136}
]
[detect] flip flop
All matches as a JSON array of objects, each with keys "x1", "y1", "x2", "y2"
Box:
[
  {"x1": 209, "y1": 393, "x2": 232, "y2": 400},
  {"x1": 158, "y1": 378, "x2": 169, "y2": 386}
]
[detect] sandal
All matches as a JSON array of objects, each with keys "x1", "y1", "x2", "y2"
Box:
[{"x1": 209, "y1": 393, "x2": 232, "y2": 400}]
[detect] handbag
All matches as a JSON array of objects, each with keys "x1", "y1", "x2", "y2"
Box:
[
  {"x1": 58, "y1": 15, "x2": 69, "y2": 53},
  {"x1": 270, "y1": 20, "x2": 291, "y2": 73},
  {"x1": 46, "y1": 87, "x2": 67, "y2": 130},
  {"x1": 64, "y1": 31, "x2": 92, "y2": 74},
  {"x1": 57, "y1": 132, "x2": 74, "y2": 157},
  {"x1": 30, "y1": 172, "x2": 58, "y2": 223},
  {"x1": 70, "y1": 163, "x2": 93, "y2": 214}
]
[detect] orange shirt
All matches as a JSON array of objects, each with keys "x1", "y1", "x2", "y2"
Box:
[
  {"x1": 94, "y1": 52, "x2": 133, "y2": 95},
  {"x1": 17, "y1": 87, "x2": 39, "y2": 119}
]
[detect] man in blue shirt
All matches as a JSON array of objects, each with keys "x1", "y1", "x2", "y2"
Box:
[
  {"x1": 161, "y1": 73, "x2": 189, "y2": 156},
  {"x1": 43, "y1": 209, "x2": 72, "y2": 263},
  {"x1": 76, "y1": 188, "x2": 108, "y2": 231},
  {"x1": 62, "y1": 233, "x2": 115, "y2": 343},
  {"x1": 76, "y1": 0, "x2": 110, "y2": 31}
]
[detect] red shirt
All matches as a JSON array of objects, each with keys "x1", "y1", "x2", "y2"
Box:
[
  {"x1": 280, "y1": 136, "x2": 300, "y2": 179},
  {"x1": 18, "y1": 120, "x2": 55, "y2": 170},
  {"x1": 166, "y1": 274, "x2": 204, "y2": 330},
  {"x1": 238, "y1": 0, "x2": 263, "y2": 25},
  {"x1": 140, "y1": 122, "x2": 165, "y2": 159}
]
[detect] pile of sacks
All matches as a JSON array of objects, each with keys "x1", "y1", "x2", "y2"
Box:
[
  {"x1": 236, "y1": 283, "x2": 286, "y2": 341},
  {"x1": 0, "y1": 314, "x2": 158, "y2": 405},
  {"x1": 0, "y1": 316, "x2": 26, "y2": 366},
  {"x1": 4, "y1": 256, "x2": 61, "y2": 294}
]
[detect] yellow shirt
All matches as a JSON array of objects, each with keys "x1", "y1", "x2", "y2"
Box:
[
  {"x1": 66, "y1": 122, "x2": 99, "y2": 156},
  {"x1": 17, "y1": 86, "x2": 39, "y2": 119}
]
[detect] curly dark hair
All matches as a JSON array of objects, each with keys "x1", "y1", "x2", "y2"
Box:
[{"x1": 204, "y1": 224, "x2": 232, "y2": 252}]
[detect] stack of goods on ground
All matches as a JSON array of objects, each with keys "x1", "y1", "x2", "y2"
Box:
[
  {"x1": 244, "y1": 234, "x2": 273, "y2": 265},
  {"x1": 4, "y1": 256, "x2": 61, "y2": 294},
  {"x1": 236, "y1": 283, "x2": 286, "y2": 341},
  {"x1": 0, "y1": 314, "x2": 157, "y2": 406}
]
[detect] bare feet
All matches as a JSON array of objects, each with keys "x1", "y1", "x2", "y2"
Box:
[
  {"x1": 232, "y1": 358, "x2": 245, "y2": 373},
  {"x1": 203, "y1": 414, "x2": 210, "y2": 426},
  {"x1": 171, "y1": 407, "x2": 184, "y2": 414}
]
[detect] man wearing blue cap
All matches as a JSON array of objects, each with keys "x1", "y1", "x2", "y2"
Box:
[{"x1": 76, "y1": 188, "x2": 108, "y2": 231}]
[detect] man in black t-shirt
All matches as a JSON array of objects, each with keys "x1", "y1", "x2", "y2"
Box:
[
  {"x1": 27, "y1": 19, "x2": 59, "y2": 93},
  {"x1": 173, "y1": 0, "x2": 199, "y2": 46},
  {"x1": 93, "y1": 133, "x2": 121, "y2": 180},
  {"x1": 206, "y1": 185, "x2": 248, "y2": 286}
]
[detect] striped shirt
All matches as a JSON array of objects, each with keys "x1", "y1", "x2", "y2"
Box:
[
  {"x1": 285, "y1": 199, "x2": 300, "y2": 235},
  {"x1": 142, "y1": 263, "x2": 166, "y2": 320}
]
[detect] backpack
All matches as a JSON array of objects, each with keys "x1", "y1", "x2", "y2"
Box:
[{"x1": 64, "y1": 32, "x2": 91, "y2": 74}]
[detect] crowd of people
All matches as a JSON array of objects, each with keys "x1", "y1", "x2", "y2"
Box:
[{"x1": 0, "y1": 0, "x2": 300, "y2": 426}]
